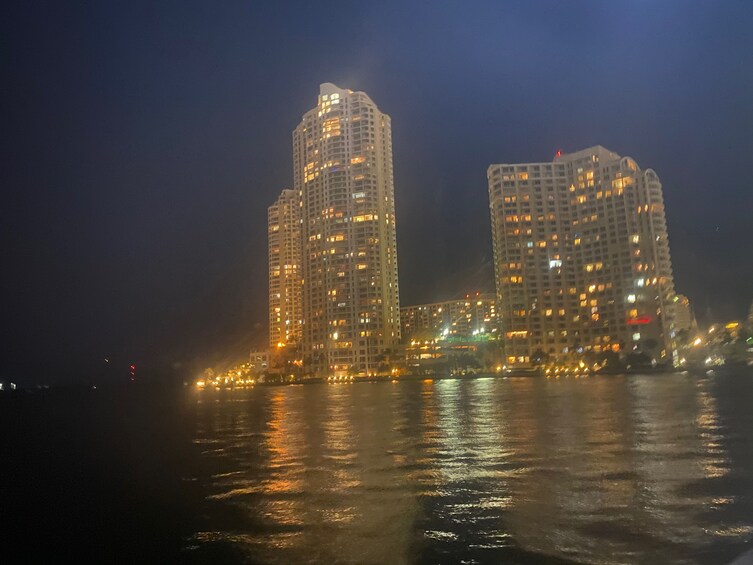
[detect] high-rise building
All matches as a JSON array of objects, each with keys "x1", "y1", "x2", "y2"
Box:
[
  {"x1": 487, "y1": 146, "x2": 677, "y2": 366},
  {"x1": 293, "y1": 83, "x2": 400, "y2": 376},
  {"x1": 671, "y1": 294, "x2": 697, "y2": 335},
  {"x1": 401, "y1": 293, "x2": 500, "y2": 340},
  {"x1": 268, "y1": 188, "x2": 302, "y2": 349}
]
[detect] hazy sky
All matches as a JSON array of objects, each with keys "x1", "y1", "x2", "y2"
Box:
[{"x1": 2, "y1": 1, "x2": 752, "y2": 383}]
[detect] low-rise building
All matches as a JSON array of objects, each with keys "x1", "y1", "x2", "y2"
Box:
[
  {"x1": 249, "y1": 350, "x2": 270, "y2": 375},
  {"x1": 401, "y1": 292, "x2": 500, "y2": 341}
]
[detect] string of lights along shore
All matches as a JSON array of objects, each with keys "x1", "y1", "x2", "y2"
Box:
[
  {"x1": 268, "y1": 84, "x2": 686, "y2": 377},
  {"x1": 269, "y1": 83, "x2": 400, "y2": 377}
]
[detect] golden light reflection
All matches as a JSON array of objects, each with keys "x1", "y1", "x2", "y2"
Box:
[{"x1": 191, "y1": 375, "x2": 752, "y2": 564}]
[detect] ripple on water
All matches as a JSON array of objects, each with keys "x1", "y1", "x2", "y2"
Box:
[{"x1": 191, "y1": 375, "x2": 753, "y2": 564}]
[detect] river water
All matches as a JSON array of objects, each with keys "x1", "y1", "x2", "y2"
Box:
[
  {"x1": 187, "y1": 374, "x2": 753, "y2": 564},
  {"x1": 4, "y1": 373, "x2": 753, "y2": 564}
]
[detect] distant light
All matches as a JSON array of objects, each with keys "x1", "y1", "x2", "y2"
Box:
[
  {"x1": 693, "y1": 338, "x2": 702, "y2": 346},
  {"x1": 549, "y1": 259, "x2": 562, "y2": 269},
  {"x1": 555, "y1": 150, "x2": 562, "y2": 157}
]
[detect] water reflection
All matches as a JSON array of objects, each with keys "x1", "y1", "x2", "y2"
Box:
[{"x1": 191, "y1": 374, "x2": 753, "y2": 564}]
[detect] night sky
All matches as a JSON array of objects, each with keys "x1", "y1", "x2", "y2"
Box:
[{"x1": 3, "y1": 1, "x2": 752, "y2": 385}]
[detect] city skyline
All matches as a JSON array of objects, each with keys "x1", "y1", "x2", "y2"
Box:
[
  {"x1": 2, "y1": 2, "x2": 752, "y2": 383},
  {"x1": 263, "y1": 88, "x2": 702, "y2": 375},
  {"x1": 4, "y1": 5, "x2": 753, "y2": 565}
]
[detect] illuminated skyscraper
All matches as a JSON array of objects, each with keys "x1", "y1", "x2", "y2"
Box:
[
  {"x1": 671, "y1": 294, "x2": 697, "y2": 335},
  {"x1": 488, "y1": 146, "x2": 677, "y2": 366},
  {"x1": 268, "y1": 188, "x2": 302, "y2": 349},
  {"x1": 293, "y1": 83, "x2": 400, "y2": 375}
]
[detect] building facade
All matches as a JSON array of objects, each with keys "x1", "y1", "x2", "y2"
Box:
[
  {"x1": 293, "y1": 83, "x2": 400, "y2": 375},
  {"x1": 268, "y1": 188, "x2": 302, "y2": 349},
  {"x1": 671, "y1": 294, "x2": 697, "y2": 336},
  {"x1": 248, "y1": 350, "x2": 270, "y2": 375},
  {"x1": 487, "y1": 146, "x2": 677, "y2": 366},
  {"x1": 401, "y1": 293, "x2": 499, "y2": 340}
]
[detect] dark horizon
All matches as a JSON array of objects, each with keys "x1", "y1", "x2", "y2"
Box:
[{"x1": 2, "y1": 1, "x2": 752, "y2": 385}]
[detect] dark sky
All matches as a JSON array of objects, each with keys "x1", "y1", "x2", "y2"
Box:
[{"x1": 2, "y1": 1, "x2": 752, "y2": 384}]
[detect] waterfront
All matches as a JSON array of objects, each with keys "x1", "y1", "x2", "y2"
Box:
[{"x1": 4, "y1": 373, "x2": 753, "y2": 564}]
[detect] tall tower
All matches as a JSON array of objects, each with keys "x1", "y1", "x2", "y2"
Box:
[
  {"x1": 293, "y1": 83, "x2": 400, "y2": 376},
  {"x1": 488, "y1": 146, "x2": 677, "y2": 366},
  {"x1": 268, "y1": 188, "x2": 302, "y2": 349}
]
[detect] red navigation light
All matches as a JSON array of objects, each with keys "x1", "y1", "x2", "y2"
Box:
[
  {"x1": 555, "y1": 150, "x2": 562, "y2": 157},
  {"x1": 626, "y1": 317, "x2": 651, "y2": 325}
]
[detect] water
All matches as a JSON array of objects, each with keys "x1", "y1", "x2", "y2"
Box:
[{"x1": 4, "y1": 373, "x2": 753, "y2": 564}]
